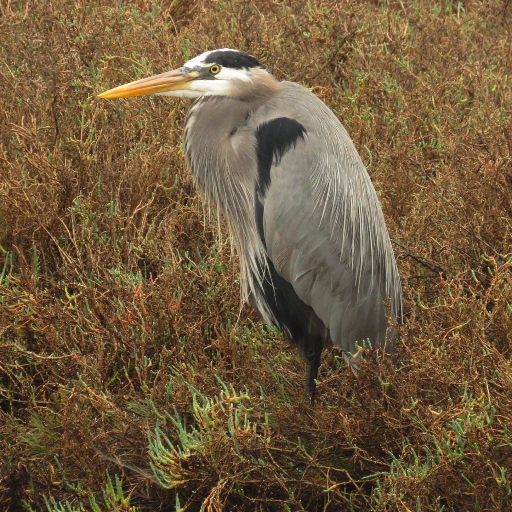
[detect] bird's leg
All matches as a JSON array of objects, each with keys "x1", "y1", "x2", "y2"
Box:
[{"x1": 304, "y1": 339, "x2": 323, "y2": 406}]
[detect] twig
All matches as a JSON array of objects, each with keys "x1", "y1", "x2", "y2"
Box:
[
  {"x1": 1, "y1": 342, "x2": 76, "y2": 360},
  {"x1": 392, "y1": 240, "x2": 446, "y2": 277}
]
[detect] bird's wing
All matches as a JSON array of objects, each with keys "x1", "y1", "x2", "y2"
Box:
[{"x1": 250, "y1": 83, "x2": 402, "y2": 354}]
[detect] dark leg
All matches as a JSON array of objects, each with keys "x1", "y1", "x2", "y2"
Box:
[{"x1": 304, "y1": 339, "x2": 323, "y2": 406}]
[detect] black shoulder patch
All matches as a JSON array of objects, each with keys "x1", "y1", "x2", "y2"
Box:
[
  {"x1": 254, "y1": 190, "x2": 266, "y2": 249},
  {"x1": 204, "y1": 50, "x2": 262, "y2": 69},
  {"x1": 255, "y1": 117, "x2": 306, "y2": 193}
]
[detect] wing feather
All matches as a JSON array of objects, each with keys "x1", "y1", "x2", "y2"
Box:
[{"x1": 251, "y1": 83, "x2": 402, "y2": 354}]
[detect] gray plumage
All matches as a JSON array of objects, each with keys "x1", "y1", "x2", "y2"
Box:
[{"x1": 99, "y1": 49, "x2": 403, "y2": 403}]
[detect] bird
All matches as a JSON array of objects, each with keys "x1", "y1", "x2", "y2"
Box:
[{"x1": 99, "y1": 49, "x2": 403, "y2": 404}]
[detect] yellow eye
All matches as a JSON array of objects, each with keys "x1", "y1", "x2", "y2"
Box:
[{"x1": 209, "y1": 65, "x2": 221, "y2": 75}]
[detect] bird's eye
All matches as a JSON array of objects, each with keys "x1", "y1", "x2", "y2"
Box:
[{"x1": 209, "y1": 65, "x2": 221, "y2": 75}]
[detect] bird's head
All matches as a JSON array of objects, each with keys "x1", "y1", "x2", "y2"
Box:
[{"x1": 99, "y1": 49, "x2": 275, "y2": 101}]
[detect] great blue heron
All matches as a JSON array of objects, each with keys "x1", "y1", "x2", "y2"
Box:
[{"x1": 99, "y1": 49, "x2": 403, "y2": 403}]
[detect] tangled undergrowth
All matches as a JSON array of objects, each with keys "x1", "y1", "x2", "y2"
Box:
[{"x1": 1, "y1": 0, "x2": 511, "y2": 510}]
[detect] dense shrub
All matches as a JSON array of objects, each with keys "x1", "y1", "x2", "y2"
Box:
[{"x1": 1, "y1": 1, "x2": 511, "y2": 510}]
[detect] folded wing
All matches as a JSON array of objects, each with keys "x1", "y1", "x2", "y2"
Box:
[{"x1": 251, "y1": 83, "x2": 402, "y2": 355}]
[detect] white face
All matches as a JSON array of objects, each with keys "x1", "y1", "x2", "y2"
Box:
[{"x1": 158, "y1": 49, "x2": 255, "y2": 99}]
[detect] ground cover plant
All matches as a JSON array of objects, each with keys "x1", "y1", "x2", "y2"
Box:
[{"x1": 1, "y1": 0, "x2": 512, "y2": 510}]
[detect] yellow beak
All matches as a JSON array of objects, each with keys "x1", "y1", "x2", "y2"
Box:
[{"x1": 98, "y1": 68, "x2": 197, "y2": 99}]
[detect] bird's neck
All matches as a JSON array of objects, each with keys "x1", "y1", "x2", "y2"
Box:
[
  {"x1": 240, "y1": 68, "x2": 281, "y2": 108},
  {"x1": 184, "y1": 95, "x2": 255, "y2": 199},
  {"x1": 183, "y1": 94, "x2": 266, "y2": 289}
]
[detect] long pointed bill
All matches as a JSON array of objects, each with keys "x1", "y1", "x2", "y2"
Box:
[{"x1": 98, "y1": 68, "x2": 197, "y2": 99}]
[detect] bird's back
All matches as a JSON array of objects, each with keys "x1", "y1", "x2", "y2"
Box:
[{"x1": 246, "y1": 82, "x2": 402, "y2": 355}]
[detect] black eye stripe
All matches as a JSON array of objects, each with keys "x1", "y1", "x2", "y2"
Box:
[{"x1": 204, "y1": 50, "x2": 262, "y2": 69}]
